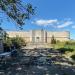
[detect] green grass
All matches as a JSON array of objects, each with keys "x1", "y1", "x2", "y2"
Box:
[
  {"x1": 52, "y1": 41, "x2": 75, "y2": 53},
  {"x1": 53, "y1": 42, "x2": 66, "y2": 49},
  {"x1": 65, "y1": 44, "x2": 75, "y2": 50}
]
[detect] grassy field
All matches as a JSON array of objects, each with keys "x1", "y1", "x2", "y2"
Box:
[
  {"x1": 54, "y1": 41, "x2": 75, "y2": 50},
  {"x1": 51, "y1": 40, "x2": 75, "y2": 60}
]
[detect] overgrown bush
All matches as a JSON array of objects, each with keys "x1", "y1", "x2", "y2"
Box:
[
  {"x1": 65, "y1": 41, "x2": 75, "y2": 50},
  {"x1": 65, "y1": 40, "x2": 75, "y2": 45},
  {"x1": 57, "y1": 48, "x2": 74, "y2": 54},
  {"x1": 11, "y1": 37, "x2": 26, "y2": 49},
  {"x1": 54, "y1": 40, "x2": 75, "y2": 53},
  {"x1": 3, "y1": 38, "x2": 12, "y2": 52},
  {"x1": 3, "y1": 36, "x2": 26, "y2": 52},
  {"x1": 71, "y1": 54, "x2": 75, "y2": 60},
  {"x1": 51, "y1": 35, "x2": 56, "y2": 44},
  {"x1": 54, "y1": 41, "x2": 66, "y2": 49}
]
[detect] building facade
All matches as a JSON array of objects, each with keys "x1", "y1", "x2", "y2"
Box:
[
  {"x1": 0, "y1": 27, "x2": 5, "y2": 53},
  {"x1": 7, "y1": 30, "x2": 70, "y2": 44}
]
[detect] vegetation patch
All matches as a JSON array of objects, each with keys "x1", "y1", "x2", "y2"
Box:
[
  {"x1": 52, "y1": 40, "x2": 75, "y2": 54},
  {"x1": 71, "y1": 54, "x2": 75, "y2": 60},
  {"x1": 3, "y1": 36, "x2": 26, "y2": 52}
]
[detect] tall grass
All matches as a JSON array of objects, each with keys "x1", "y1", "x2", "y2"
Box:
[{"x1": 53, "y1": 40, "x2": 75, "y2": 52}]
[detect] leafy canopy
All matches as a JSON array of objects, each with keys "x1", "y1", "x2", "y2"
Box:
[
  {"x1": 0, "y1": 0, "x2": 35, "y2": 27},
  {"x1": 51, "y1": 35, "x2": 56, "y2": 44}
]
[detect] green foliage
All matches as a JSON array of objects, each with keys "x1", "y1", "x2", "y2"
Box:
[
  {"x1": 65, "y1": 41, "x2": 75, "y2": 50},
  {"x1": 3, "y1": 38, "x2": 12, "y2": 52},
  {"x1": 11, "y1": 37, "x2": 26, "y2": 49},
  {"x1": 71, "y1": 54, "x2": 75, "y2": 60},
  {"x1": 51, "y1": 35, "x2": 56, "y2": 44},
  {"x1": 0, "y1": 0, "x2": 35, "y2": 27},
  {"x1": 4, "y1": 38, "x2": 12, "y2": 47},
  {"x1": 47, "y1": 54, "x2": 51, "y2": 58},
  {"x1": 57, "y1": 48, "x2": 74, "y2": 54},
  {"x1": 65, "y1": 40, "x2": 75, "y2": 45},
  {"x1": 3, "y1": 35, "x2": 26, "y2": 52},
  {"x1": 63, "y1": 73, "x2": 68, "y2": 75},
  {"x1": 54, "y1": 40, "x2": 75, "y2": 53},
  {"x1": 54, "y1": 40, "x2": 75, "y2": 50},
  {"x1": 54, "y1": 41, "x2": 65, "y2": 49}
]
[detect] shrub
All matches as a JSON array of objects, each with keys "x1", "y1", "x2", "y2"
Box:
[
  {"x1": 47, "y1": 54, "x2": 51, "y2": 58},
  {"x1": 65, "y1": 40, "x2": 75, "y2": 45},
  {"x1": 51, "y1": 35, "x2": 56, "y2": 44},
  {"x1": 3, "y1": 38, "x2": 12, "y2": 52},
  {"x1": 71, "y1": 54, "x2": 75, "y2": 60},
  {"x1": 54, "y1": 41, "x2": 66, "y2": 49},
  {"x1": 57, "y1": 48, "x2": 74, "y2": 54},
  {"x1": 11, "y1": 37, "x2": 26, "y2": 49},
  {"x1": 55, "y1": 41, "x2": 75, "y2": 53},
  {"x1": 3, "y1": 36, "x2": 26, "y2": 52}
]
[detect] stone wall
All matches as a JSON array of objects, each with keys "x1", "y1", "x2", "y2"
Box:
[
  {"x1": 47, "y1": 31, "x2": 70, "y2": 43},
  {"x1": 7, "y1": 30, "x2": 70, "y2": 43}
]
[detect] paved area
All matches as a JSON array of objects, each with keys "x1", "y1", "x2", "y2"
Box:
[
  {"x1": 24, "y1": 43, "x2": 51, "y2": 49},
  {"x1": 0, "y1": 48, "x2": 75, "y2": 75}
]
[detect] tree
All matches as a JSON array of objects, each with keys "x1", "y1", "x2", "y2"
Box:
[
  {"x1": 0, "y1": 0, "x2": 35, "y2": 28},
  {"x1": 71, "y1": 54, "x2": 75, "y2": 60},
  {"x1": 51, "y1": 35, "x2": 56, "y2": 44},
  {"x1": 51, "y1": 35, "x2": 56, "y2": 48},
  {"x1": 11, "y1": 37, "x2": 26, "y2": 49},
  {"x1": 3, "y1": 37, "x2": 12, "y2": 52},
  {"x1": 11, "y1": 37, "x2": 26, "y2": 56}
]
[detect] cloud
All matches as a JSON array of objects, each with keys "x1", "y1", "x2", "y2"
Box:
[
  {"x1": 72, "y1": 25, "x2": 75, "y2": 28},
  {"x1": 56, "y1": 21, "x2": 73, "y2": 28},
  {"x1": 32, "y1": 19, "x2": 58, "y2": 26},
  {"x1": 32, "y1": 19, "x2": 74, "y2": 28}
]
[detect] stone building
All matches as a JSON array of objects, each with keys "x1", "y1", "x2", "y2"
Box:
[
  {"x1": 7, "y1": 30, "x2": 70, "y2": 44},
  {"x1": 0, "y1": 27, "x2": 5, "y2": 53}
]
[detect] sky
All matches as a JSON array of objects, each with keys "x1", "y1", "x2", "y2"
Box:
[{"x1": 0, "y1": 0, "x2": 75, "y2": 39}]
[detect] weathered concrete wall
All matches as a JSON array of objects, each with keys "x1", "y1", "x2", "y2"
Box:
[
  {"x1": 7, "y1": 30, "x2": 70, "y2": 43},
  {"x1": 47, "y1": 31, "x2": 69, "y2": 38},
  {"x1": 47, "y1": 31, "x2": 70, "y2": 43},
  {"x1": 7, "y1": 31, "x2": 30, "y2": 37},
  {"x1": 7, "y1": 31, "x2": 31, "y2": 43}
]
